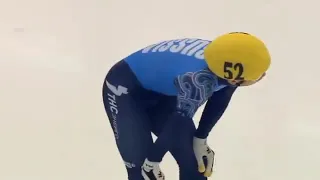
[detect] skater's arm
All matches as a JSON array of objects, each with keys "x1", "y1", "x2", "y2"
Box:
[
  {"x1": 194, "y1": 86, "x2": 237, "y2": 139},
  {"x1": 147, "y1": 71, "x2": 215, "y2": 162}
]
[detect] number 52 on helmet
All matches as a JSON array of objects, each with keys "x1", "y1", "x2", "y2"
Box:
[{"x1": 204, "y1": 32, "x2": 271, "y2": 81}]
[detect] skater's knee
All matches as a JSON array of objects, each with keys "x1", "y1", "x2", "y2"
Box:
[
  {"x1": 178, "y1": 167, "x2": 207, "y2": 180},
  {"x1": 177, "y1": 161, "x2": 207, "y2": 180}
]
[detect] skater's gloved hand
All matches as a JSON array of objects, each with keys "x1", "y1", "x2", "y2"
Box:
[
  {"x1": 193, "y1": 137, "x2": 215, "y2": 177},
  {"x1": 141, "y1": 158, "x2": 165, "y2": 180}
]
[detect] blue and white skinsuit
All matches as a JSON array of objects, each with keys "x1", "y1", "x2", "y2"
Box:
[{"x1": 102, "y1": 38, "x2": 237, "y2": 180}]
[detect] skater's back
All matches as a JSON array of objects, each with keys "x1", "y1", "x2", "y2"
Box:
[{"x1": 124, "y1": 38, "x2": 218, "y2": 95}]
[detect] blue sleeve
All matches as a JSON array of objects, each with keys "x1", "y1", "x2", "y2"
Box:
[
  {"x1": 195, "y1": 86, "x2": 237, "y2": 138},
  {"x1": 147, "y1": 70, "x2": 216, "y2": 162}
]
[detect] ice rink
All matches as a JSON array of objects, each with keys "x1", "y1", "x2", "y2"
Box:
[{"x1": 1, "y1": 0, "x2": 319, "y2": 179}]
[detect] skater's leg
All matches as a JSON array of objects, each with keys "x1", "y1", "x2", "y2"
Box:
[
  {"x1": 103, "y1": 60, "x2": 154, "y2": 180},
  {"x1": 148, "y1": 97, "x2": 206, "y2": 180},
  {"x1": 169, "y1": 122, "x2": 207, "y2": 180}
]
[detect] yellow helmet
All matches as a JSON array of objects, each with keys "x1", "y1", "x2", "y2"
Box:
[{"x1": 204, "y1": 32, "x2": 271, "y2": 81}]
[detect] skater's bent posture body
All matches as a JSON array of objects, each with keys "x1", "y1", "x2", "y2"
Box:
[{"x1": 102, "y1": 32, "x2": 271, "y2": 180}]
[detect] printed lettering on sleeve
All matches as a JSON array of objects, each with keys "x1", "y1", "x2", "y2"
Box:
[{"x1": 174, "y1": 70, "x2": 218, "y2": 117}]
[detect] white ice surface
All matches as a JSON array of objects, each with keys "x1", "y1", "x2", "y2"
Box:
[{"x1": 0, "y1": 0, "x2": 320, "y2": 179}]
